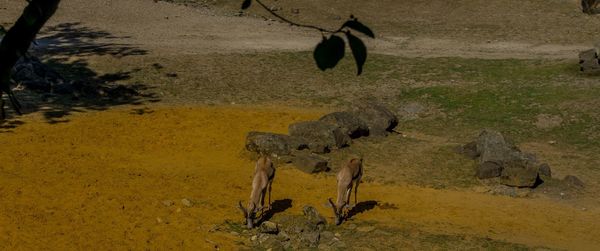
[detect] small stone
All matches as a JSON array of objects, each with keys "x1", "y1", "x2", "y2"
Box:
[
  {"x1": 334, "y1": 232, "x2": 341, "y2": 238},
  {"x1": 176, "y1": 207, "x2": 182, "y2": 213},
  {"x1": 320, "y1": 231, "x2": 334, "y2": 241},
  {"x1": 156, "y1": 217, "x2": 162, "y2": 223},
  {"x1": 356, "y1": 226, "x2": 375, "y2": 232},
  {"x1": 162, "y1": 200, "x2": 174, "y2": 207},
  {"x1": 300, "y1": 231, "x2": 320, "y2": 247},
  {"x1": 563, "y1": 175, "x2": 585, "y2": 188},
  {"x1": 344, "y1": 223, "x2": 357, "y2": 230},
  {"x1": 318, "y1": 243, "x2": 331, "y2": 250},
  {"x1": 230, "y1": 231, "x2": 240, "y2": 236},
  {"x1": 548, "y1": 140, "x2": 557, "y2": 145},
  {"x1": 277, "y1": 231, "x2": 290, "y2": 241},
  {"x1": 259, "y1": 221, "x2": 279, "y2": 234},
  {"x1": 181, "y1": 198, "x2": 193, "y2": 207},
  {"x1": 303, "y1": 205, "x2": 327, "y2": 229},
  {"x1": 538, "y1": 163, "x2": 552, "y2": 178},
  {"x1": 251, "y1": 235, "x2": 258, "y2": 241}
]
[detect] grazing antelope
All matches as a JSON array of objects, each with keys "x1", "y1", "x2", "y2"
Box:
[
  {"x1": 582, "y1": 0, "x2": 599, "y2": 14},
  {"x1": 238, "y1": 155, "x2": 275, "y2": 228},
  {"x1": 328, "y1": 157, "x2": 363, "y2": 225}
]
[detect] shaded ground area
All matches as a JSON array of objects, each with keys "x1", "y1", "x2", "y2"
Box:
[{"x1": 1, "y1": 22, "x2": 158, "y2": 131}]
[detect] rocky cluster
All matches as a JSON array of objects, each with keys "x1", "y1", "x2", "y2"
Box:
[
  {"x1": 214, "y1": 206, "x2": 354, "y2": 250},
  {"x1": 245, "y1": 101, "x2": 398, "y2": 173},
  {"x1": 459, "y1": 129, "x2": 584, "y2": 189}
]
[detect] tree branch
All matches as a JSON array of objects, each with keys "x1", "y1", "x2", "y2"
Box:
[
  {"x1": 0, "y1": 0, "x2": 61, "y2": 119},
  {"x1": 254, "y1": 0, "x2": 340, "y2": 34}
]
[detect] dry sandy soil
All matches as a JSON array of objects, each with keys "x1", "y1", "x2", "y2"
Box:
[{"x1": 1, "y1": 0, "x2": 600, "y2": 250}]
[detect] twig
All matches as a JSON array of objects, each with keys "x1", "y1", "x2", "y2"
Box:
[{"x1": 254, "y1": 0, "x2": 341, "y2": 34}]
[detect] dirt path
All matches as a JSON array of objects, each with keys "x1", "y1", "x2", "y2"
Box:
[
  {"x1": 0, "y1": 0, "x2": 590, "y2": 59},
  {"x1": 0, "y1": 106, "x2": 598, "y2": 250}
]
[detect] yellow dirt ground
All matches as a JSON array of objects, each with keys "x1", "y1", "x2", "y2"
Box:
[{"x1": 0, "y1": 105, "x2": 599, "y2": 250}]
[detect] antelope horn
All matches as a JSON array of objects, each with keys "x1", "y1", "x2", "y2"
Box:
[
  {"x1": 328, "y1": 198, "x2": 337, "y2": 211},
  {"x1": 238, "y1": 200, "x2": 248, "y2": 217}
]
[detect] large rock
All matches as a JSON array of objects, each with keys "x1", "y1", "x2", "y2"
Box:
[
  {"x1": 498, "y1": 151, "x2": 540, "y2": 187},
  {"x1": 245, "y1": 132, "x2": 292, "y2": 156},
  {"x1": 476, "y1": 161, "x2": 502, "y2": 179},
  {"x1": 319, "y1": 111, "x2": 369, "y2": 138},
  {"x1": 293, "y1": 154, "x2": 329, "y2": 173},
  {"x1": 476, "y1": 130, "x2": 518, "y2": 167},
  {"x1": 349, "y1": 101, "x2": 398, "y2": 136},
  {"x1": 288, "y1": 121, "x2": 350, "y2": 153}
]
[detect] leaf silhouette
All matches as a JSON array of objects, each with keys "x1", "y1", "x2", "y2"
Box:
[
  {"x1": 313, "y1": 35, "x2": 345, "y2": 71},
  {"x1": 346, "y1": 32, "x2": 367, "y2": 75},
  {"x1": 342, "y1": 20, "x2": 375, "y2": 38},
  {"x1": 241, "y1": 0, "x2": 252, "y2": 10}
]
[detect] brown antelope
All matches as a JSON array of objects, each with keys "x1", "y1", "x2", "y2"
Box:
[
  {"x1": 328, "y1": 157, "x2": 363, "y2": 225},
  {"x1": 238, "y1": 155, "x2": 275, "y2": 228},
  {"x1": 582, "y1": 0, "x2": 599, "y2": 14}
]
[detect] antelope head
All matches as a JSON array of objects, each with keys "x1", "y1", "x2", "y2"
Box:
[
  {"x1": 328, "y1": 198, "x2": 346, "y2": 225},
  {"x1": 238, "y1": 201, "x2": 256, "y2": 228}
]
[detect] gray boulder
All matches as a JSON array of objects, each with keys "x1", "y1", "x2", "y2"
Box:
[
  {"x1": 476, "y1": 129, "x2": 518, "y2": 167},
  {"x1": 349, "y1": 101, "x2": 398, "y2": 136},
  {"x1": 245, "y1": 132, "x2": 292, "y2": 156},
  {"x1": 499, "y1": 152, "x2": 540, "y2": 187},
  {"x1": 319, "y1": 111, "x2": 369, "y2": 138},
  {"x1": 289, "y1": 121, "x2": 350, "y2": 153},
  {"x1": 293, "y1": 154, "x2": 329, "y2": 173},
  {"x1": 476, "y1": 161, "x2": 502, "y2": 179}
]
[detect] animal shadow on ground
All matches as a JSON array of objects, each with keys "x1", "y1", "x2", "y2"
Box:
[
  {"x1": 346, "y1": 200, "x2": 378, "y2": 220},
  {"x1": 259, "y1": 199, "x2": 293, "y2": 224}
]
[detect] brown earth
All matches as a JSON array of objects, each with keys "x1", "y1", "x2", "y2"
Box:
[{"x1": 1, "y1": 106, "x2": 599, "y2": 250}]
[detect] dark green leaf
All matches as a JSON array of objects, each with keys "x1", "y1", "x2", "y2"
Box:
[
  {"x1": 346, "y1": 32, "x2": 367, "y2": 75},
  {"x1": 342, "y1": 20, "x2": 375, "y2": 38},
  {"x1": 241, "y1": 0, "x2": 252, "y2": 10},
  {"x1": 313, "y1": 35, "x2": 345, "y2": 71}
]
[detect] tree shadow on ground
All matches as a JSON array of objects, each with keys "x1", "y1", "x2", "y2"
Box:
[
  {"x1": 346, "y1": 200, "x2": 377, "y2": 220},
  {"x1": 1, "y1": 22, "x2": 159, "y2": 130},
  {"x1": 36, "y1": 22, "x2": 146, "y2": 58},
  {"x1": 259, "y1": 199, "x2": 293, "y2": 224}
]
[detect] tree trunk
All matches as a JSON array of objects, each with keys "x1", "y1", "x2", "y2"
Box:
[{"x1": 0, "y1": 0, "x2": 61, "y2": 119}]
